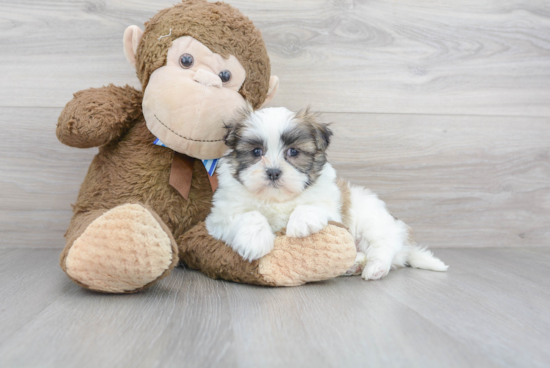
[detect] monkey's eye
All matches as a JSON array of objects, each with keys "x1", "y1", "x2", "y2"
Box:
[
  {"x1": 287, "y1": 148, "x2": 299, "y2": 157},
  {"x1": 219, "y1": 70, "x2": 232, "y2": 84},
  {"x1": 252, "y1": 148, "x2": 263, "y2": 157},
  {"x1": 179, "y1": 53, "x2": 194, "y2": 69}
]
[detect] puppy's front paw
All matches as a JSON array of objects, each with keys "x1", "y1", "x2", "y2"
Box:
[
  {"x1": 286, "y1": 205, "x2": 329, "y2": 238},
  {"x1": 362, "y1": 259, "x2": 391, "y2": 281},
  {"x1": 230, "y1": 212, "x2": 275, "y2": 262},
  {"x1": 344, "y1": 252, "x2": 367, "y2": 276}
]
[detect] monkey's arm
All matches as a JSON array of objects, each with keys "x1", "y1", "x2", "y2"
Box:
[
  {"x1": 179, "y1": 221, "x2": 356, "y2": 286},
  {"x1": 56, "y1": 84, "x2": 143, "y2": 148}
]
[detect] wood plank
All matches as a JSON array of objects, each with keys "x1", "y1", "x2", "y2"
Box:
[
  {"x1": 1, "y1": 107, "x2": 549, "y2": 248},
  {"x1": 0, "y1": 261, "x2": 238, "y2": 368},
  {"x1": 218, "y1": 274, "x2": 498, "y2": 368},
  {"x1": 0, "y1": 249, "x2": 70, "y2": 345},
  {"x1": 0, "y1": 248, "x2": 549, "y2": 367},
  {"x1": 327, "y1": 112, "x2": 550, "y2": 248},
  {"x1": 0, "y1": 106, "x2": 92, "y2": 248},
  {"x1": 0, "y1": 210, "x2": 72, "y2": 248},
  {"x1": 0, "y1": 0, "x2": 549, "y2": 116},
  {"x1": 380, "y1": 248, "x2": 550, "y2": 367},
  {"x1": 0, "y1": 107, "x2": 94, "y2": 213}
]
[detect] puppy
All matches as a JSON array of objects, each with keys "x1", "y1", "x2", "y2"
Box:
[{"x1": 205, "y1": 107, "x2": 448, "y2": 280}]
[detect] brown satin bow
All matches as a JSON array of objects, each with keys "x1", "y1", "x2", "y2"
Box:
[{"x1": 169, "y1": 152, "x2": 218, "y2": 200}]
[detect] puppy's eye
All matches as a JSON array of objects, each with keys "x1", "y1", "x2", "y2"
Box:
[
  {"x1": 287, "y1": 148, "x2": 299, "y2": 157},
  {"x1": 219, "y1": 70, "x2": 231, "y2": 84},
  {"x1": 179, "y1": 53, "x2": 194, "y2": 69},
  {"x1": 252, "y1": 148, "x2": 263, "y2": 157}
]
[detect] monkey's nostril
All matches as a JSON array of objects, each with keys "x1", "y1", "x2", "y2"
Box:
[{"x1": 266, "y1": 168, "x2": 282, "y2": 181}]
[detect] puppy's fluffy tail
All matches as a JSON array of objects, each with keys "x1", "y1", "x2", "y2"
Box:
[{"x1": 403, "y1": 245, "x2": 449, "y2": 272}]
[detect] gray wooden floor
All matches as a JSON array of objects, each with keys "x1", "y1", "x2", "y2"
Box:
[{"x1": 0, "y1": 247, "x2": 548, "y2": 368}]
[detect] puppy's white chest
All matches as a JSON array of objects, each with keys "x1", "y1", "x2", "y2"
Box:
[{"x1": 255, "y1": 202, "x2": 296, "y2": 233}]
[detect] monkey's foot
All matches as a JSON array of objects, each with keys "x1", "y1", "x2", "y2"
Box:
[
  {"x1": 64, "y1": 204, "x2": 178, "y2": 293},
  {"x1": 259, "y1": 223, "x2": 357, "y2": 286}
]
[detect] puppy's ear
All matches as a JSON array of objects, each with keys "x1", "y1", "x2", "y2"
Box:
[
  {"x1": 224, "y1": 105, "x2": 252, "y2": 148},
  {"x1": 295, "y1": 108, "x2": 333, "y2": 151},
  {"x1": 311, "y1": 121, "x2": 333, "y2": 151},
  {"x1": 223, "y1": 123, "x2": 237, "y2": 148}
]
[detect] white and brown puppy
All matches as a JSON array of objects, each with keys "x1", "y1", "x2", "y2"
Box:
[{"x1": 205, "y1": 107, "x2": 448, "y2": 280}]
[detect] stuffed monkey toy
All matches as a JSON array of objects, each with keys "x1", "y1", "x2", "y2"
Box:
[{"x1": 56, "y1": 0, "x2": 356, "y2": 293}]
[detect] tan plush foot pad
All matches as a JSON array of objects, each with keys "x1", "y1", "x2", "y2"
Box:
[
  {"x1": 259, "y1": 223, "x2": 357, "y2": 286},
  {"x1": 65, "y1": 204, "x2": 176, "y2": 293}
]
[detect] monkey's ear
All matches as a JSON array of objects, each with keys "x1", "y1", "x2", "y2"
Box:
[
  {"x1": 261, "y1": 76, "x2": 279, "y2": 108},
  {"x1": 123, "y1": 25, "x2": 144, "y2": 69}
]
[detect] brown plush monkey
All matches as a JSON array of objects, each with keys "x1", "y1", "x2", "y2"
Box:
[{"x1": 56, "y1": 0, "x2": 356, "y2": 293}]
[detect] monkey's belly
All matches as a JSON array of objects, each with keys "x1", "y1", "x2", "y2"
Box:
[{"x1": 72, "y1": 121, "x2": 214, "y2": 240}]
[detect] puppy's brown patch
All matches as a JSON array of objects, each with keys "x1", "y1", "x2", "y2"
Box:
[
  {"x1": 223, "y1": 107, "x2": 334, "y2": 188},
  {"x1": 282, "y1": 108, "x2": 333, "y2": 186},
  {"x1": 336, "y1": 178, "x2": 352, "y2": 227},
  {"x1": 223, "y1": 107, "x2": 264, "y2": 183}
]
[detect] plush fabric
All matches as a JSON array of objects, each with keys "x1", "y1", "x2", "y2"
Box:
[
  {"x1": 56, "y1": 0, "x2": 357, "y2": 293},
  {"x1": 57, "y1": 86, "x2": 353, "y2": 291},
  {"x1": 178, "y1": 222, "x2": 273, "y2": 285},
  {"x1": 178, "y1": 222, "x2": 356, "y2": 287},
  {"x1": 259, "y1": 222, "x2": 357, "y2": 286},
  {"x1": 136, "y1": 0, "x2": 271, "y2": 109},
  {"x1": 64, "y1": 204, "x2": 177, "y2": 293},
  {"x1": 57, "y1": 85, "x2": 143, "y2": 148},
  {"x1": 59, "y1": 105, "x2": 215, "y2": 241},
  {"x1": 143, "y1": 66, "x2": 247, "y2": 158}
]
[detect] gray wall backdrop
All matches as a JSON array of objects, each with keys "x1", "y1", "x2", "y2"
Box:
[{"x1": 1, "y1": 0, "x2": 549, "y2": 248}]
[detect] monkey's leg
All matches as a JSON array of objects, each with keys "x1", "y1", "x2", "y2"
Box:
[
  {"x1": 60, "y1": 203, "x2": 178, "y2": 293},
  {"x1": 178, "y1": 222, "x2": 356, "y2": 286}
]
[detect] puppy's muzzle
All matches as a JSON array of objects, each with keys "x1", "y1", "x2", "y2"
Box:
[{"x1": 266, "y1": 168, "x2": 282, "y2": 181}]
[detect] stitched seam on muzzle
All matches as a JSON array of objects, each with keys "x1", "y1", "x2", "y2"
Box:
[{"x1": 154, "y1": 114, "x2": 224, "y2": 142}]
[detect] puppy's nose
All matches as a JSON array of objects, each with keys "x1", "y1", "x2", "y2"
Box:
[
  {"x1": 193, "y1": 69, "x2": 222, "y2": 88},
  {"x1": 266, "y1": 168, "x2": 282, "y2": 181}
]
